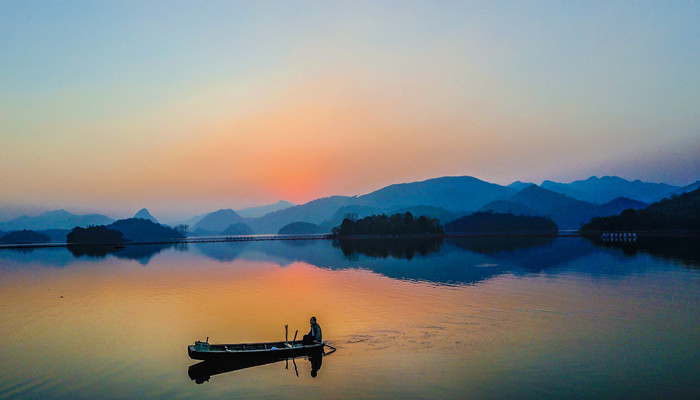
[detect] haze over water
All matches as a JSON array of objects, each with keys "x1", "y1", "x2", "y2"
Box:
[{"x1": 1, "y1": 237, "x2": 698, "y2": 399}]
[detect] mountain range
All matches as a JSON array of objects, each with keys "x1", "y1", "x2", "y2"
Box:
[
  {"x1": 1, "y1": 175, "x2": 698, "y2": 234},
  {"x1": 0, "y1": 209, "x2": 114, "y2": 231}
]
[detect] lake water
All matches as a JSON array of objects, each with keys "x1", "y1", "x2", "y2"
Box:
[{"x1": 1, "y1": 236, "x2": 699, "y2": 399}]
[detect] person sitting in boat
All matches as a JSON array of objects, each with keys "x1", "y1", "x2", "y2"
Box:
[{"x1": 302, "y1": 316, "x2": 322, "y2": 345}]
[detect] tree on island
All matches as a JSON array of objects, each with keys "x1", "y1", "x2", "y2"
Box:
[
  {"x1": 332, "y1": 212, "x2": 444, "y2": 236},
  {"x1": 173, "y1": 224, "x2": 189, "y2": 237}
]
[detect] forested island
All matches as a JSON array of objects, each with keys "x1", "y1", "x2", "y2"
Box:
[
  {"x1": 580, "y1": 187, "x2": 700, "y2": 234},
  {"x1": 332, "y1": 212, "x2": 444, "y2": 236},
  {"x1": 67, "y1": 226, "x2": 124, "y2": 244}
]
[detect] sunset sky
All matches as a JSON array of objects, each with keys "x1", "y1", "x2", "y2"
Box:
[{"x1": 2, "y1": 1, "x2": 699, "y2": 220}]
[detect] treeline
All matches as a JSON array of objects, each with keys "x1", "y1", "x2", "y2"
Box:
[
  {"x1": 67, "y1": 226, "x2": 123, "y2": 244},
  {"x1": 444, "y1": 211, "x2": 558, "y2": 234},
  {"x1": 580, "y1": 187, "x2": 700, "y2": 233},
  {"x1": 332, "y1": 212, "x2": 444, "y2": 236}
]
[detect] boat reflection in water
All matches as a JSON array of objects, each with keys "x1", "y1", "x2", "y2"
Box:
[{"x1": 188, "y1": 352, "x2": 327, "y2": 384}]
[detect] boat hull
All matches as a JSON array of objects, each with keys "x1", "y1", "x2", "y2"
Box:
[{"x1": 187, "y1": 339, "x2": 324, "y2": 361}]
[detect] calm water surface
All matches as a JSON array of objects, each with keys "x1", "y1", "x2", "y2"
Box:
[{"x1": 1, "y1": 237, "x2": 699, "y2": 399}]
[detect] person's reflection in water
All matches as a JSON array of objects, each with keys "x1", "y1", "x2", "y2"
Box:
[{"x1": 309, "y1": 353, "x2": 323, "y2": 378}]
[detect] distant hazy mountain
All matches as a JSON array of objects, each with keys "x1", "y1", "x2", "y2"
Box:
[
  {"x1": 482, "y1": 186, "x2": 649, "y2": 230},
  {"x1": 508, "y1": 186, "x2": 597, "y2": 229},
  {"x1": 247, "y1": 196, "x2": 353, "y2": 234},
  {"x1": 444, "y1": 212, "x2": 558, "y2": 234},
  {"x1": 192, "y1": 209, "x2": 245, "y2": 232},
  {"x1": 508, "y1": 181, "x2": 536, "y2": 191},
  {"x1": 595, "y1": 197, "x2": 647, "y2": 217},
  {"x1": 166, "y1": 212, "x2": 208, "y2": 230},
  {"x1": 107, "y1": 218, "x2": 184, "y2": 242},
  {"x1": 0, "y1": 230, "x2": 51, "y2": 244},
  {"x1": 236, "y1": 200, "x2": 294, "y2": 218},
  {"x1": 247, "y1": 176, "x2": 535, "y2": 234},
  {"x1": 541, "y1": 176, "x2": 679, "y2": 204},
  {"x1": 387, "y1": 205, "x2": 464, "y2": 225},
  {"x1": 278, "y1": 222, "x2": 323, "y2": 235},
  {"x1": 354, "y1": 176, "x2": 516, "y2": 211},
  {"x1": 133, "y1": 208, "x2": 159, "y2": 223},
  {"x1": 0, "y1": 209, "x2": 115, "y2": 231},
  {"x1": 670, "y1": 180, "x2": 700, "y2": 197},
  {"x1": 318, "y1": 205, "x2": 384, "y2": 232}
]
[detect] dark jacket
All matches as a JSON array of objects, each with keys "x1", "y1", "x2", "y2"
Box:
[{"x1": 308, "y1": 323, "x2": 322, "y2": 342}]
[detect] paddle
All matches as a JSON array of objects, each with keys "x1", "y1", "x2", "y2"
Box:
[{"x1": 323, "y1": 343, "x2": 337, "y2": 355}]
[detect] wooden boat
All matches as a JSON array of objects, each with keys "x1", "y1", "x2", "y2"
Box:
[{"x1": 188, "y1": 339, "x2": 325, "y2": 362}]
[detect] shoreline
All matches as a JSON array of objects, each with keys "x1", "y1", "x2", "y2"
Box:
[{"x1": 1, "y1": 231, "x2": 698, "y2": 251}]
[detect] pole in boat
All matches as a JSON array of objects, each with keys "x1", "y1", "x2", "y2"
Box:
[
  {"x1": 285, "y1": 325, "x2": 288, "y2": 343},
  {"x1": 293, "y1": 330, "x2": 298, "y2": 344}
]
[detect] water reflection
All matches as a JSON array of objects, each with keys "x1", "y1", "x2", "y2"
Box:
[
  {"x1": 188, "y1": 353, "x2": 325, "y2": 384},
  {"x1": 586, "y1": 236, "x2": 700, "y2": 268},
  {"x1": 67, "y1": 243, "x2": 186, "y2": 265},
  {"x1": 194, "y1": 241, "x2": 249, "y2": 262},
  {"x1": 332, "y1": 237, "x2": 443, "y2": 260},
  {"x1": 4, "y1": 236, "x2": 700, "y2": 283}
]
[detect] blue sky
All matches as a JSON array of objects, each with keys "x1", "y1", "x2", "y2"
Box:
[{"x1": 1, "y1": 1, "x2": 699, "y2": 219}]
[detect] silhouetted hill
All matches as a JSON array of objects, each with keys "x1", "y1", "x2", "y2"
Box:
[
  {"x1": 67, "y1": 226, "x2": 123, "y2": 244},
  {"x1": 580, "y1": 187, "x2": 700, "y2": 233},
  {"x1": 355, "y1": 176, "x2": 515, "y2": 211},
  {"x1": 0, "y1": 209, "x2": 114, "y2": 231},
  {"x1": 107, "y1": 218, "x2": 185, "y2": 242},
  {"x1": 503, "y1": 186, "x2": 597, "y2": 229},
  {"x1": 192, "y1": 209, "x2": 244, "y2": 232},
  {"x1": 221, "y1": 223, "x2": 254, "y2": 236},
  {"x1": 278, "y1": 222, "x2": 323, "y2": 235},
  {"x1": 541, "y1": 176, "x2": 679, "y2": 203},
  {"x1": 133, "y1": 208, "x2": 158, "y2": 223},
  {"x1": 596, "y1": 197, "x2": 647, "y2": 217},
  {"x1": 248, "y1": 196, "x2": 353, "y2": 234},
  {"x1": 0, "y1": 230, "x2": 51, "y2": 244},
  {"x1": 236, "y1": 200, "x2": 294, "y2": 218},
  {"x1": 444, "y1": 211, "x2": 558, "y2": 234}
]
